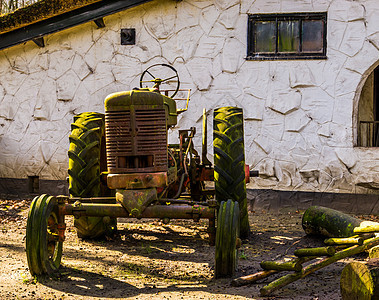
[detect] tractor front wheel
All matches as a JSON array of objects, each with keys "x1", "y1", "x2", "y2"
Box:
[
  {"x1": 215, "y1": 200, "x2": 240, "y2": 278},
  {"x1": 26, "y1": 194, "x2": 63, "y2": 275}
]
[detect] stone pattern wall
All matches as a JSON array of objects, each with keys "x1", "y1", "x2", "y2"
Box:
[{"x1": 1, "y1": 0, "x2": 379, "y2": 194}]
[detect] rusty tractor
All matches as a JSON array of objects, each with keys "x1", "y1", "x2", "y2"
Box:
[{"x1": 26, "y1": 64, "x2": 256, "y2": 279}]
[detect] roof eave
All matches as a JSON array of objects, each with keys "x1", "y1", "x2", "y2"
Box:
[{"x1": 0, "y1": 0, "x2": 152, "y2": 51}]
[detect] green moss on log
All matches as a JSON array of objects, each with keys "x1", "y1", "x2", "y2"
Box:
[
  {"x1": 302, "y1": 206, "x2": 362, "y2": 238},
  {"x1": 294, "y1": 246, "x2": 336, "y2": 257},
  {"x1": 260, "y1": 259, "x2": 303, "y2": 272},
  {"x1": 324, "y1": 236, "x2": 364, "y2": 246},
  {"x1": 0, "y1": 0, "x2": 102, "y2": 34}
]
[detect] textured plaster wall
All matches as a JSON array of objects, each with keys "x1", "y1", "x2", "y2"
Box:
[{"x1": 1, "y1": 0, "x2": 379, "y2": 194}]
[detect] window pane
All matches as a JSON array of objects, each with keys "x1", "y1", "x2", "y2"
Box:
[
  {"x1": 255, "y1": 21, "x2": 276, "y2": 53},
  {"x1": 302, "y1": 20, "x2": 324, "y2": 52},
  {"x1": 278, "y1": 20, "x2": 300, "y2": 52}
]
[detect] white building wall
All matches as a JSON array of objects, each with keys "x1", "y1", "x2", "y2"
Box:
[{"x1": 1, "y1": 0, "x2": 379, "y2": 194}]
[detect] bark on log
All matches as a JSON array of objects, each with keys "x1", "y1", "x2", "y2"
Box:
[
  {"x1": 302, "y1": 206, "x2": 362, "y2": 237},
  {"x1": 340, "y1": 259, "x2": 379, "y2": 300}
]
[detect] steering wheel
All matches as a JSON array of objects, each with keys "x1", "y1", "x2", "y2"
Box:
[{"x1": 140, "y1": 64, "x2": 180, "y2": 98}]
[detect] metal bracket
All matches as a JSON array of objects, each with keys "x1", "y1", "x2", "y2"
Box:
[
  {"x1": 116, "y1": 188, "x2": 157, "y2": 218},
  {"x1": 32, "y1": 37, "x2": 45, "y2": 47},
  {"x1": 94, "y1": 18, "x2": 105, "y2": 28},
  {"x1": 191, "y1": 205, "x2": 202, "y2": 222}
]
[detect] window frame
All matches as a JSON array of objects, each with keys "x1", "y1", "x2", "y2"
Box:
[{"x1": 247, "y1": 12, "x2": 327, "y2": 60}]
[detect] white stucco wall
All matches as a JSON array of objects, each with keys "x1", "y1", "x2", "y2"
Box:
[{"x1": 1, "y1": 0, "x2": 379, "y2": 194}]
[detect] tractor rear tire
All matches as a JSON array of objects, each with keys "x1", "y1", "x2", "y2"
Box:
[
  {"x1": 68, "y1": 112, "x2": 116, "y2": 239},
  {"x1": 213, "y1": 106, "x2": 250, "y2": 239}
]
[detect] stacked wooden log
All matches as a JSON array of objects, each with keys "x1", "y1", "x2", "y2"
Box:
[{"x1": 231, "y1": 206, "x2": 379, "y2": 297}]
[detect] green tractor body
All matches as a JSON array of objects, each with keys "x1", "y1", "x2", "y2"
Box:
[{"x1": 105, "y1": 89, "x2": 177, "y2": 189}]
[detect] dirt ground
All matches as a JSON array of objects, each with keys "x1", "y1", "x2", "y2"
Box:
[{"x1": 0, "y1": 198, "x2": 373, "y2": 300}]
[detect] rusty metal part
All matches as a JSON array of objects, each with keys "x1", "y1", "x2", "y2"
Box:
[
  {"x1": 62, "y1": 203, "x2": 215, "y2": 220},
  {"x1": 199, "y1": 166, "x2": 214, "y2": 181},
  {"x1": 208, "y1": 217, "x2": 216, "y2": 246},
  {"x1": 183, "y1": 127, "x2": 195, "y2": 175},
  {"x1": 179, "y1": 128, "x2": 195, "y2": 172},
  {"x1": 207, "y1": 199, "x2": 217, "y2": 246},
  {"x1": 157, "y1": 198, "x2": 209, "y2": 206},
  {"x1": 57, "y1": 199, "x2": 67, "y2": 243},
  {"x1": 107, "y1": 172, "x2": 168, "y2": 189},
  {"x1": 116, "y1": 188, "x2": 157, "y2": 217},
  {"x1": 245, "y1": 165, "x2": 250, "y2": 184},
  {"x1": 202, "y1": 108, "x2": 212, "y2": 166},
  {"x1": 57, "y1": 223, "x2": 66, "y2": 243},
  {"x1": 105, "y1": 107, "x2": 167, "y2": 174},
  {"x1": 173, "y1": 173, "x2": 188, "y2": 199},
  {"x1": 67, "y1": 197, "x2": 116, "y2": 203}
]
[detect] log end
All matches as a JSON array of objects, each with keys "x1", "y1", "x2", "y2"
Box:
[
  {"x1": 369, "y1": 246, "x2": 379, "y2": 259},
  {"x1": 230, "y1": 278, "x2": 241, "y2": 287},
  {"x1": 340, "y1": 262, "x2": 375, "y2": 300},
  {"x1": 259, "y1": 286, "x2": 271, "y2": 297}
]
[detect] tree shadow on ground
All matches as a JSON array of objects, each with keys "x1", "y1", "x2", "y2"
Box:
[
  {"x1": 66, "y1": 219, "x2": 214, "y2": 265},
  {"x1": 40, "y1": 267, "x2": 141, "y2": 298},
  {"x1": 40, "y1": 265, "x2": 245, "y2": 298}
]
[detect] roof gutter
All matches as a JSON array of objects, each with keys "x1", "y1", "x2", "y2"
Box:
[{"x1": 0, "y1": 0, "x2": 152, "y2": 51}]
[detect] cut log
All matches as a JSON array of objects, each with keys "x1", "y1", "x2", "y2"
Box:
[
  {"x1": 260, "y1": 259, "x2": 302, "y2": 272},
  {"x1": 324, "y1": 236, "x2": 363, "y2": 246},
  {"x1": 302, "y1": 206, "x2": 363, "y2": 237},
  {"x1": 294, "y1": 246, "x2": 335, "y2": 257},
  {"x1": 230, "y1": 270, "x2": 277, "y2": 287},
  {"x1": 354, "y1": 225, "x2": 379, "y2": 234},
  {"x1": 340, "y1": 259, "x2": 379, "y2": 300}
]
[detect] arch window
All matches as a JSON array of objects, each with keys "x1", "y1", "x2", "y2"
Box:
[{"x1": 358, "y1": 65, "x2": 379, "y2": 147}]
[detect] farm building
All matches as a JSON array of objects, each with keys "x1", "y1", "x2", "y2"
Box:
[{"x1": 1, "y1": 0, "x2": 379, "y2": 211}]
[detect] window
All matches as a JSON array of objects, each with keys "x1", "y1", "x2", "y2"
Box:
[{"x1": 247, "y1": 13, "x2": 327, "y2": 60}]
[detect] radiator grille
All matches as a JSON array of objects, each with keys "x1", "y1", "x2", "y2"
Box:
[{"x1": 105, "y1": 108, "x2": 167, "y2": 173}]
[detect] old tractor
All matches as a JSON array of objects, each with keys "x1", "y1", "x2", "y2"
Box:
[{"x1": 25, "y1": 64, "x2": 254, "y2": 279}]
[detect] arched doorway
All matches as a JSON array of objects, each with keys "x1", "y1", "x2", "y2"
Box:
[{"x1": 357, "y1": 65, "x2": 379, "y2": 147}]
